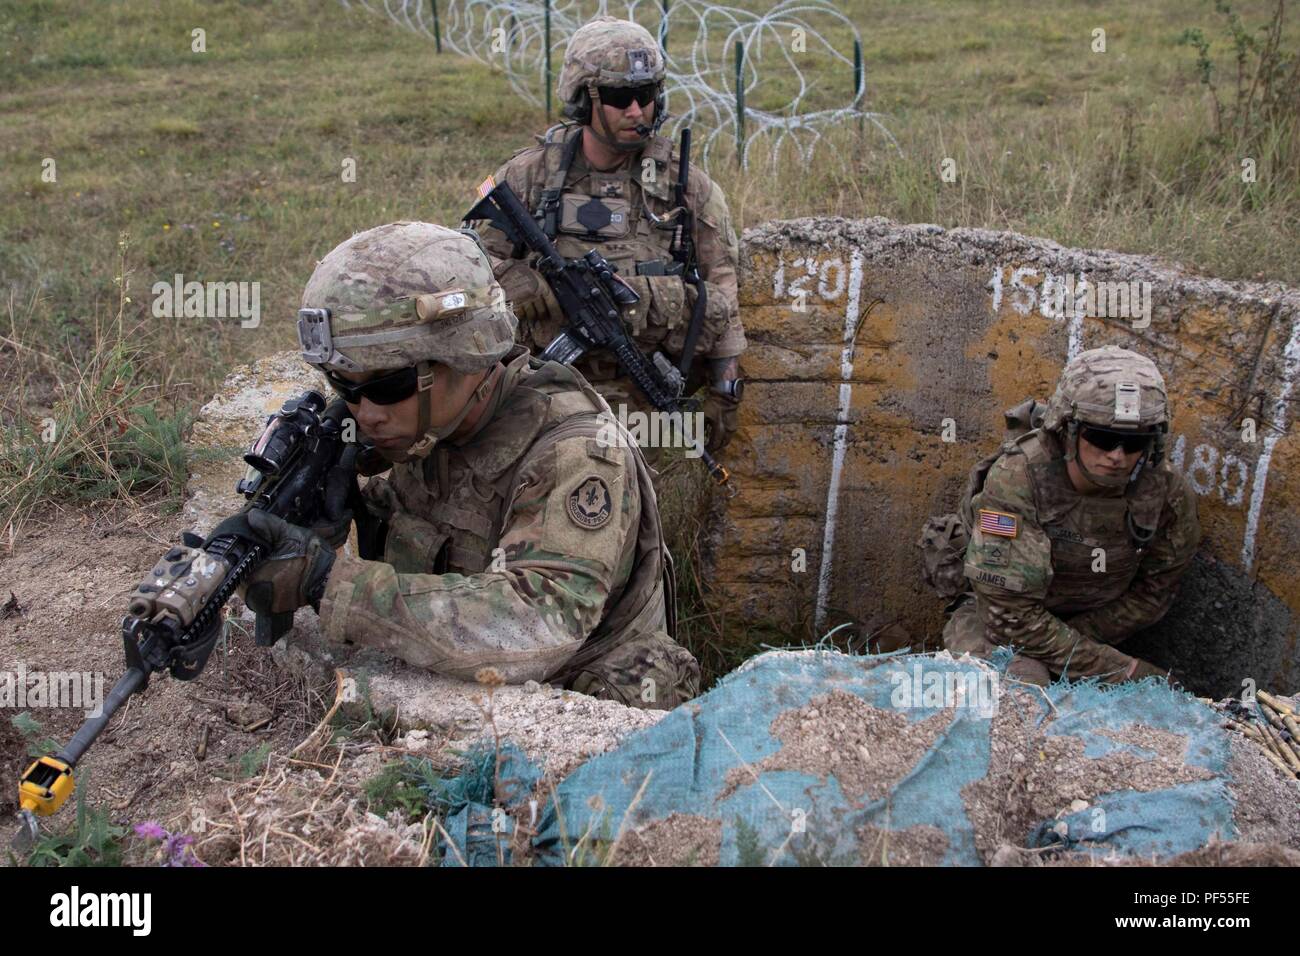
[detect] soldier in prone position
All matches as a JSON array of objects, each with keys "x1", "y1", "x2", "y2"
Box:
[
  {"x1": 469, "y1": 16, "x2": 747, "y2": 458},
  {"x1": 214, "y1": 222, "x2": 700, "y2": 710},
  {"x1": 919, "y1": 346, "x2": 1201, "y2": 685}
]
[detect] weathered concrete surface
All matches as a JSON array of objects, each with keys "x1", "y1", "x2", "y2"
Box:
[
  {"x1": 725, "y1": 217, "x2": 1300, "y2": 697},
  {"x1": 270, "y1": 609, "x2": 664, "y2": 780}
]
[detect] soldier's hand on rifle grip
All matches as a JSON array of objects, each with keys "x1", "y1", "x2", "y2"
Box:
[
  {"x1": 699, "y1": 389, "x2": 739, "y2": 453},
  {"x1": 211, "y1": 510, "x2": 335, "y2": 618},
  {"x1": 1126, "y1": 656, "x2": 1177, "y2": 687},
  {"x1": 311, "y1": 449, "x2": 358, "y2": 550}
]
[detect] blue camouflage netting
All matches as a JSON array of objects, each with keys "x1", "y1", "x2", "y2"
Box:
[
  {"x1": 430, "y1": 744, "x2": 542, "y2": 867},
  {"x1": 437, "y1": 649, "x2": 1236, "y2": 866},
  {"x1": 1026, "y1": 676, "x2": 1232, "y2": 858}
]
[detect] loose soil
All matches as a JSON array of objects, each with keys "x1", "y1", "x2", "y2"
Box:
[{"x1": 0, "y1": 507, "x2": 332, "y2": 861}]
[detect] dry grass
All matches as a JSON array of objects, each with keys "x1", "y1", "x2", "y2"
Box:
[
  {"x1": 0, "y1": 236, "x2": 192, "y2": 543},
  {"x1": 190, "y1": 671, "x2": 439, "y2": 866},
  {"x1": 192, "y1": 747, "x2": 436, "y2": 867}
]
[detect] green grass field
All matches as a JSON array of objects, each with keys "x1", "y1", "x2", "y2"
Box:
[{"x1": 1, "y1": 0, "x2": 1296, "y2": 538}]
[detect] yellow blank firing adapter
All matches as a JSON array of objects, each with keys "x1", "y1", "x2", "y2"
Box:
[{"x1": 19, "y1": 756, "x2": 74, "y2": 817}]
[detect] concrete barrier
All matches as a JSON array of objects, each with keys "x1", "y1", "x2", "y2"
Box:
[{"x1": 722, "y1": 218, "x2": 1300, "y2": 697}]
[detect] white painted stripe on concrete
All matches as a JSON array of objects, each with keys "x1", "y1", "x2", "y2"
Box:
[
  {"x1": 1242, "y1": 309, "x2": 1300, "y2": 572},
  {"x1": 814, "y1": 248, "x2": 865, "y2": 634},
  {"x1": 1067, "y1": 304, "x2": 1084, "y2": 362}
]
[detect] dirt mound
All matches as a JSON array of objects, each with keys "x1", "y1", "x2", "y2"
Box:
[
  {"x1": 607, "y1": 814, "x2": 722, "y2": 867},
  {"x1": 963, "y1": 687, "x2": 1215, "y2": 860},
  {"x1": 720, "y1": 689, "x2": 953, "y2": 803},
  {"x1": 1161, "y1": 842, "x2": 1300, "y2": 866},
  {"x1": 0, "y1": 711, "x2": 30, "y2": 817},
  {"x1": 990, "y1": 841, "x2": 1300, "y2": 867}
]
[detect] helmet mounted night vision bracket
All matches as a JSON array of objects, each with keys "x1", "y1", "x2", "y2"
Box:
[{"x1": 1114, "y1": 381, "x2": 1142, "y2": 425}]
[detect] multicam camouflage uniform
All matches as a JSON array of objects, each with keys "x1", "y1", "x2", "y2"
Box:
[
  {"x1": 299, "y1": 222, "x2": 699, "y2": 709},
  {"x1": 922, "y1": 347, "x2": 1201, "y2": 685},
  {"x1": 470, "y1": 17, "x2": 746, "y2": 450}
]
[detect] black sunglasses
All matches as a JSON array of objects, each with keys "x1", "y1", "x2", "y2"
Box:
[
  {"x1": 1080, "y1": 426, "x2": 1153, "y2": 454},
  {"x1": 598, "y1": 84, "x2": 657, "y2": 110},
  {"x1": 325, "y1": 367, "x2": 419, "y2": 406}
]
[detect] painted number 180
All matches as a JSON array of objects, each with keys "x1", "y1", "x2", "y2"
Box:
[{"x1": 1169, "y1": 435, "x2": 1249, "y2": 507}]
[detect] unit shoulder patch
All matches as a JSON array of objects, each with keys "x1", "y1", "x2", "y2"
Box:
[{"x1": 567, "y1": 475, "x2": 613, "y2": 530}]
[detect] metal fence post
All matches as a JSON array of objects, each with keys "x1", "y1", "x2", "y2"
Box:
[
  {"x1": 735, "y1": 40, "x2": 745, "y2": 167},
  {"x1": 545, "y1": 0, "x2": 552, "y2": 122},
  {"x1": 854, "y1": 38, "x2": 863, "y2": 138}
]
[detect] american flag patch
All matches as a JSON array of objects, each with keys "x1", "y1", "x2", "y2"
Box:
[
  {"x1": 476, "y1": 175, "x2": 496, "y2": 198},
  {"x1": 978, "y1": 509, "x2": 1019, "y2": 538}
]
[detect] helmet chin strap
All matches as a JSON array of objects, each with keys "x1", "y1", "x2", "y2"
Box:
[
  {"x1": 383, "y1": 362, "x2": 497, "y2": 464},
  {"x1": 587, "y1": 83, "x2": 655, "y2": 153}
]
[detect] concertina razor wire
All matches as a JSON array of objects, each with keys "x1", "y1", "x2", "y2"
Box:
[{"x1": 343, "y1": 0, "x2": 899, "y2": 169}]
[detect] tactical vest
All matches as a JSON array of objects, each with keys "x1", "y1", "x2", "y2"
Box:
[
  {"x1": 362, "y1": 346, "x2": 672, "y2": 669},
  {"x1": 1012, "y1": 430, "x2": 1166, "y2": 616},
  {"x1": 526, "y1": 124, "x2": 704, "y2": 381}
]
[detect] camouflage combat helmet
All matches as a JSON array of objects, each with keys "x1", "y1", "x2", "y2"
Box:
[
  {"x1": 558, "y1": 16, "x2": 667, "y2": 150},
  {"x1": 1042, "y1": 345, "x2": 1169, "y2": 485},
  {"x1": 297, "y1": 221, "x2": 516, "y2": 461},
  {"x1": 299, "y1": 222, "x2": 514, "y2": 374}
]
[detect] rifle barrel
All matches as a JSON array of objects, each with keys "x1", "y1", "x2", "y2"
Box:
[{"x1": 58, "y1": 667, "x2": 147, "y2": 766}]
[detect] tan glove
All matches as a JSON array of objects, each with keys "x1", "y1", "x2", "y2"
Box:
[
  {"x1": 493, "y1": 257, "x2": 561, "y2": 324},
  {"x1": 699, "y1": 388, "x2": 741, "y2": 453}
]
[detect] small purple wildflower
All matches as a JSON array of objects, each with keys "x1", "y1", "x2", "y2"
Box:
[
  {"x1": 134, "y1": 821, "x2": 167, "y2": 840},
  {"x1": 133, "y1": 820, "x2": 205, "y2": 867}
]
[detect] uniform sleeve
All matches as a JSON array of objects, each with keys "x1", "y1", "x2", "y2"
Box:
[
  {"x1": 1066, "y1": 471, "x2": 1202, "y2": 645},
  {"x1": 472, "y1": 154, "x2": 567, "y2": 334},
  {"x1": 317, "y1": 431, "x2": 640, "y2": 684},
  {"x1": 966, "y1": 453, "x2": 1137, "y2": 681},
  {"x1": 691, "y1": 170, "x2": 745, "y2": 360}
]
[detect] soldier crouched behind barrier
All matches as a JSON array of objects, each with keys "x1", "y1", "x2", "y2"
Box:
[
  {"x1": 918, "y1": 346, "x2": 1201, "y2": 686},
  {"x1": 210, "y1": 222, "x2": 699, "y2": 710}
]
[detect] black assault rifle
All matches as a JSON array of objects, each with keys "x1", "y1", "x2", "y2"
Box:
[
  {"x1": 16, "y1": 390, "x2": 357, "y2": 828},
  {"x1": 464, "y1": 175, "x2": 733, "y2": 491}
]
